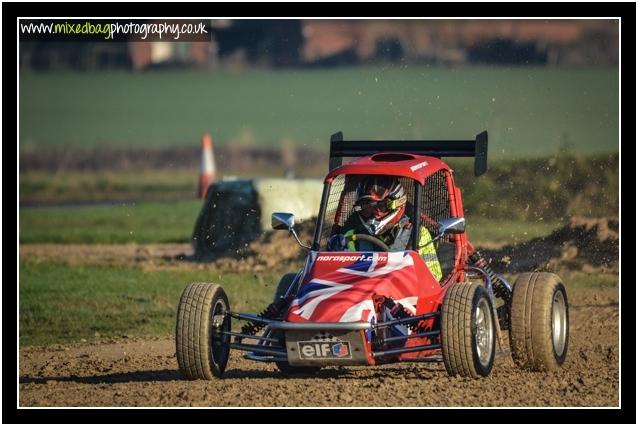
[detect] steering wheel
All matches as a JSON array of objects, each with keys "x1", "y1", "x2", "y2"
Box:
[{"x1": 352, "y1": 234, "x2": 391, "y2": 251}]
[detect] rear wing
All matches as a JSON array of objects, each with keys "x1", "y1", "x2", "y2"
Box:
[{"x1": 329, "y1": 131, "x2": 488, "y2": 177}]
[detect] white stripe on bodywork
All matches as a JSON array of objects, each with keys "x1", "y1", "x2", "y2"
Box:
[
  {"x1": 339, "y1": 299, "x2": 376, "y2": 322},
  {"x1": 291, "y1": 280, "x2": 352, "y2": 319},
  {"x1": 292, "y1": 279, "x2": 351, "y2": 306},
  {"x1": 367, "y1": 252, "x2": 379, "y2": 272}
]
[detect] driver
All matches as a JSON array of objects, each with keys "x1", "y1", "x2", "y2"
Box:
[{"x1": 327, "y1": 176, "x2": 443, "y2": 281}]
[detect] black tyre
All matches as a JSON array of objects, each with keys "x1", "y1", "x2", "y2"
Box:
[
  {"x1": 441, "y1": 283, "x2": 496, "y2": 378},
  {"x1": 510, "y1": 272, "x2": 569, "y2": 371},
  {"x1": 176, "y1": 283, "x2": 231, "y2": 379},
  {"x1": 273, "y1": 272, "x2": 298, "y2": 302}
]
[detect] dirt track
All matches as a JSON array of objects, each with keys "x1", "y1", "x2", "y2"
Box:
[
  {"x1": 18, "y1": 218, "x2": 620, "y2": 407},
  {"x1": 19, "y1": 284, "x2": 618, "y2": 407}
]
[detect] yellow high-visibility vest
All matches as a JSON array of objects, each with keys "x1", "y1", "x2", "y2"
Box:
[
  {"x1": 344, "y1": 229, "x2": 357, "y2": 251},
  {"x1": 418, "y1": 227, "x2": 443, "y2": 281}
]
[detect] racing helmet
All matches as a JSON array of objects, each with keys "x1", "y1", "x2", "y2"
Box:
[{"x1": 354, "y1": 176, "x2": 407, "y2": 235}]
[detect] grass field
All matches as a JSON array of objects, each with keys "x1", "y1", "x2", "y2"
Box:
[
  {"x1": 19, "y1": 67, "x2": 618, "y2": 158},
  {"x1": 18, "y1": 195, "x2": 567, "y2": 347},
  {"x1": 17, "y1": 65, "x2": 619, "y2": 349},
  {"x1": 18, "y1": 258, "x2": 618, "y2": 347},
  {"x1": 19, "y1": 200, "x2": 203, "y2": 244},
  {"x1": 19, "y1": 198, "x2": 560, "y2": 245},
  {"x1": 19, "y1": 167, "x2": 324, "y2": 205},
  {"x1": 19, "y1": 170, "x2": 199, "y2": 204},
  {"x1": 19, "y1": 259, "x2": 281, "y2": 346}
]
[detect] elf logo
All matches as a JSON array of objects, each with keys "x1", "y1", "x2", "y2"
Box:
[{"x1": 298, "y1": 341, "x2": 352, "y2": 359}]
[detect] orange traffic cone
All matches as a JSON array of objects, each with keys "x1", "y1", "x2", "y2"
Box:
[{"x1": 198, "y1": 133, "x2": 216, "y2": 199}]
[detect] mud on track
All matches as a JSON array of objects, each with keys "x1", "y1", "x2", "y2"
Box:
[
  {"x1": 19, "y1": 285, "x2": 618, "y2": 407},
  {"x1": 18, "y1": 218, "x2": 620, "y2": 407},
  {"x1": 20, "y1": 216, "x2": 618, "y2": 275}
]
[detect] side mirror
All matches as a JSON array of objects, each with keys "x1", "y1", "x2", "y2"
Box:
[
  {"x1": 271, "y1": 212, "x2": 310, "y2": 250},
  {"x1": 272, "y1": 212, "x2": 295, "y2": 231},
  {"x1": 438, "y1": 217, "x2": 466, "y2": 235}
]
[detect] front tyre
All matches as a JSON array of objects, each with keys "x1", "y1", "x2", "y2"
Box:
[
  {"x1": 273, "y1": 272, "x2": 298, "y2": 302},
  {"x1": 441, "y1": 283, "x2": 496, "y2": 378},
  {"x1": 176, "y1": 283, "x2": 231, "y2": 379},
  {"x1": 510, "y1": 272, "x2": 569, "y2": 371}
]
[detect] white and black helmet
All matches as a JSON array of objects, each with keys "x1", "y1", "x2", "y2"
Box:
[{"x1": 354, "y1": 176, "x2": 407, "y2": 235}]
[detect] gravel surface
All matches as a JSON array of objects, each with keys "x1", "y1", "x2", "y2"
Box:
[
  {"x1": 19, "y1": 286, "x2": 618, "y2": 407},
  {"x1": 18, "y1": 218, "x2": 620, "y2": 407}
]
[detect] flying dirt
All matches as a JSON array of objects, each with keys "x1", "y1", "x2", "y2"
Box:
[{"x1": 18, "y1": 217, "x2": 619, "y2": 407}]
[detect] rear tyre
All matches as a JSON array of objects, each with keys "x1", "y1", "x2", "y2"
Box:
[
  {"x1": 176, "y1": 283, "x2": 231, "y2": 379},
  {"x1": 510, "y1": 272, "x2": 569, "y2": 371},
  {"x1": 441, "y1": 283, "x2": 496, "y2": 378}
]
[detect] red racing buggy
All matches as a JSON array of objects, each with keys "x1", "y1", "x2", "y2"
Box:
[{"x1": 175, "y1": 131, "x2": 569, "y2": 379}]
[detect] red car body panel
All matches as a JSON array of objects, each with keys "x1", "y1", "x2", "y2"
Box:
[
  {"x1": 287, "y1": 251, "x2": 443, "y2": 323},
  {"x1": 324, "y1": 153, "x2": 451, "y2": 185},
  {"x1": 282, "y1": 150, "x2": 477, "y2": 363},
  {"x1": 286, "y1": 251, "x2": 448, "y2": 362}
]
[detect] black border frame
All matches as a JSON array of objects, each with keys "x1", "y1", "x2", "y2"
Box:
[{"x1": 6, "y1": 2, "x2": 635, "y2": 424}]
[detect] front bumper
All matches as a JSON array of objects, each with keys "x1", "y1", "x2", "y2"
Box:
[{"x1": 226, "y1": 312, "x2": 441, "y2": 365}]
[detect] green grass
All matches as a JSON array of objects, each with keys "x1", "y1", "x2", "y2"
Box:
[
  {"x1": 20, "y1": 67, "x2": 618, "y2": 158},
  {"x1": 19, "y1": 170, "x2": 199, "y2": 204},
  {"x1": 19, "y1": 197, "x2": 563, "y2": 246},
  {"x1": 558, "y1": 271, "x2": 619, "y2": 290},
  {"x1": 19, "y1": 260, "x2": 617, "y2": 347},
  {"x1": 19, "y1": 167, "x2": 323, "y2": 205},
  {"x1": 451, "y1": 153, "x2": 619, "y2": 221},
  {"x1": 465, "y1": 217, "x2": 562, "y2": 244},
  {"x1": 19, "y1": 200, "x2": 203, "y2": 244},
  {"x1": 19, "y1": 260, "x2": 282, "y2": 346},
  {"x1": 20, "y1": 153, "x2": 618, "y2": 226}
]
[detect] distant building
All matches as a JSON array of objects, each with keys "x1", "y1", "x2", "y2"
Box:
[
  {"x1": 300, "y1": 19, "x2": 619, "y2": 66},
  {"x1": 19, "y1": 19, "x2": 618, "y2": 71},
  {"x1": 128, "y1": 41, "x2": 214, "y2": 70}
]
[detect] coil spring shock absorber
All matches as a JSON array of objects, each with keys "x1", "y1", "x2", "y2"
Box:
[
  {"x1": 236, "y1": 297, "x2": 290, "y2": 342},
  {"x1": 469, "y1": 250, "x2": 511, "y2": 328},
  {"x1": 372, "y1": 296, "x2": 420, "y2": 348},
  {"x1": 386, "y1": 299, "x2": 418, "y2": 329}
]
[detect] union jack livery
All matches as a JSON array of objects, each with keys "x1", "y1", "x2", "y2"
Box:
[
  {"x1": 176, "y1": 130, "x2": 570, "y2": 380},
  {"x1": 289, "y1": 251, "x2": 427, "y2": 323}
]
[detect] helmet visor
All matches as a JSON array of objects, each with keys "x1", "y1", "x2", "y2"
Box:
[{"x1": 354, "y1": 199, "x2": 390, "y2": 219}]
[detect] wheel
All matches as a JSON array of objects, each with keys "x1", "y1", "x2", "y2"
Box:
[
  {"x1": 509, "y1": 272, "x2": 569, "y2": 371},
  {"x1": 441, "y1": 283, "x2": 496, "y2": 378},
  {"x1": 273, "y1": 272, "x2": 298, "y2": 302},
  {"x1": 176, "y1": 283, "x2": 231, "y2": 379}
]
